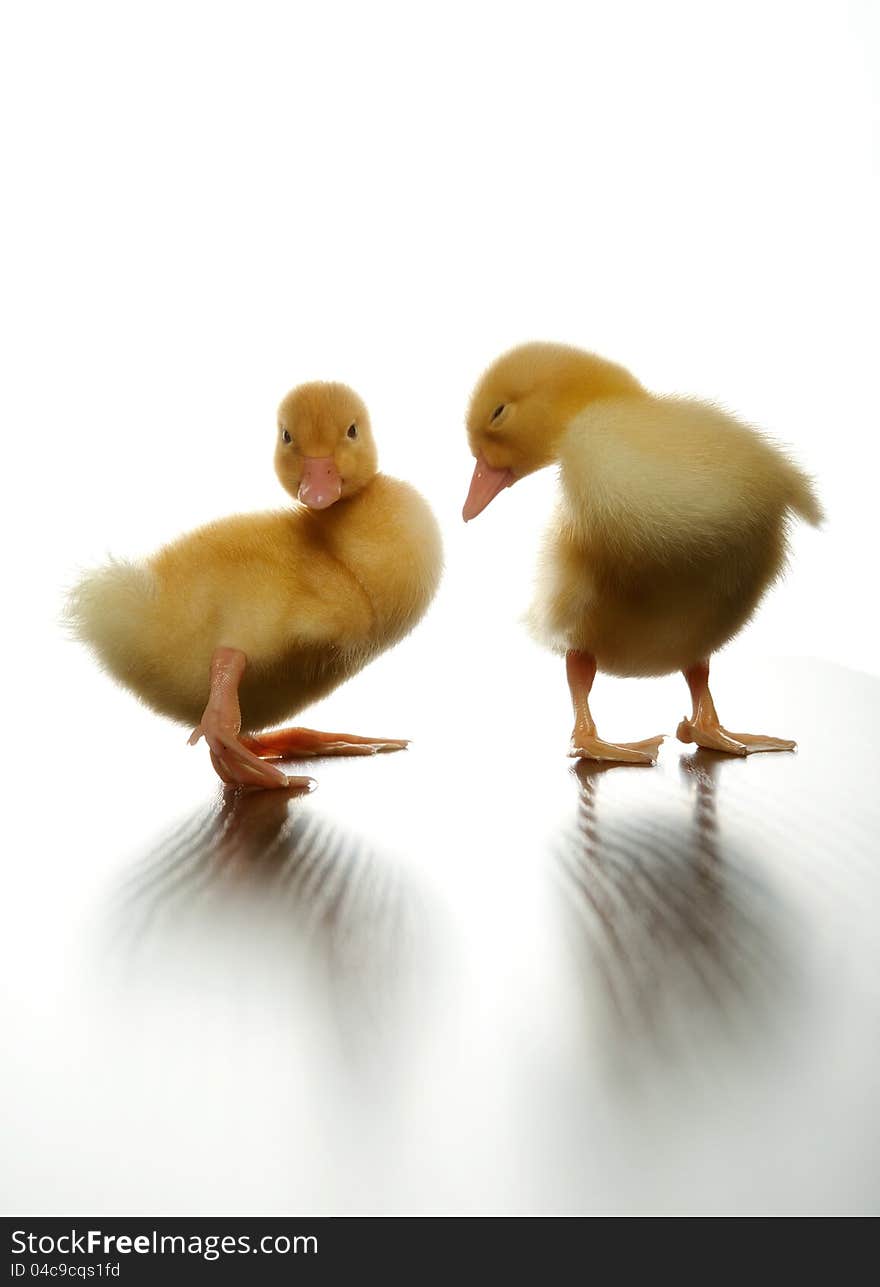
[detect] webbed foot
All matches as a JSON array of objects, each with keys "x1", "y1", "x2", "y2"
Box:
[
  {"x1": 569, "y1": 733, "x2": 664, "y2": 766},
  {"x1": 240, "y1": 727, "x2": 408, "y2": 759}
]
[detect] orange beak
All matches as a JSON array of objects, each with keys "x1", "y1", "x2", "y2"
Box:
[
  {"x1": 298, "y1": 456, "x2": 342, "y2": 510},
  {"x1": 462, "y1": 456, "x2": 515, "y2": 522}
]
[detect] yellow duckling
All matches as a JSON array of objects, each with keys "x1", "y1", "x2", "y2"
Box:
[
  {"x1": 69, "y1": 381, "x2": 443, "y2": 789},
  {"x1": 463, "y1": 342, "x2": 822, "y2": 763}
]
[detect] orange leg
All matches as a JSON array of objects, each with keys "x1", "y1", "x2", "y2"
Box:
[
  {"x1": 567, "y1": 650, "x2": 663, "y2": 766},
  {"x1": 676, "y1": 660, "x2": 796, "y2": 755},
  {"x1": 188, "y1": 647, "x2": 315, "y2": 791}
]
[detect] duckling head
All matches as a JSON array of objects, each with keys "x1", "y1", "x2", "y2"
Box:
[
  {"x1": 463, "y1": 341, "x2": 643, "y2": 520},
  {"x1": 275, "y1": 381, "x2": 378, "y2": 510}
]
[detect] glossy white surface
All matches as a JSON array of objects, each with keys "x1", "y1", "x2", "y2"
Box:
[{"x1": 3, "y1": 649, "x2": 879, "y2": 1214}]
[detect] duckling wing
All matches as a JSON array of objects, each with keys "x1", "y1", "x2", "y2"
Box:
[
  {"x1": 558, "y1": 395, "x2": 820, "y2": 564},
  {"x1": 67, "y1": 510, "x2": 378, "y2": 728}
]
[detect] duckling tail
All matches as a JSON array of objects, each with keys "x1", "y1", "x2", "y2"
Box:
[
  {"x1": 65, "y1": 558, "x2": 159, "y2": 677},
  {"x1": 786, "y1": 465, "x2": 824, "y2": 527}
]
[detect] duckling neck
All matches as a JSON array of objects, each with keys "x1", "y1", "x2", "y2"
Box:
[{"x1": 309, "y1": 474, "x2": 440, "y2": 632}]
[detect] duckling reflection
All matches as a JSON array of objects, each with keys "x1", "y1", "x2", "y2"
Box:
[
  {"x1": 554, "y1": 753, "x2": 797, "y2": 1070},
  {"x1": 106, "y1": 787, "x2": 435, "y2": 1068}
]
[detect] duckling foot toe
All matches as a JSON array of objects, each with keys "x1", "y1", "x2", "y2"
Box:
[
  {"x1": 732, "y1": 732, "x2": 797, "y2": 752},
  {"x1": 241, "y1": 727, "x2": 408, "y2": 760},
  {"x1": 209, "y1": 749, "x2": 315, "y2": 791},
  {"x1": 569, "y1": 734, "x2": 663, "y2": 766},
  {"x1": 190, "y1": 725, "x2": 314, "y2": 790},
  {"x1": 676, "y1": 719, "x2": 795, "y2": 755}
]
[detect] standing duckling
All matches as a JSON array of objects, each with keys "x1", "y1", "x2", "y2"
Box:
[
  {"x1": 463, "y1": 342, "x2": 821, "y2": 764},
  {"x1": 69, "y1": 382, "x2": 443, "y2": 789}
]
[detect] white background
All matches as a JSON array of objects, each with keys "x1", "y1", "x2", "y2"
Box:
[{"x1": 2, "y1": 0, "x2": 879, "y2": 740}]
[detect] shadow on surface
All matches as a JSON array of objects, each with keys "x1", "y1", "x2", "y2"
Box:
[
  {"x1": 105, "y1": 785, "x2": 437, "y2": 1070},
  {"x1": 554, "y1": 752, "x2": 798, "y2": 1071}
]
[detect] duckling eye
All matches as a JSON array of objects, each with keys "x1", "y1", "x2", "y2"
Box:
[
  {"x1": 347, "y1": 423, "x2": 358, "y2": 439},
  {"x1": 490, "y1": 404, "x2": 506, "y2": 422},
  {"x1": 281, "y1": 428, "x2": 291, "y2": 444}
]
